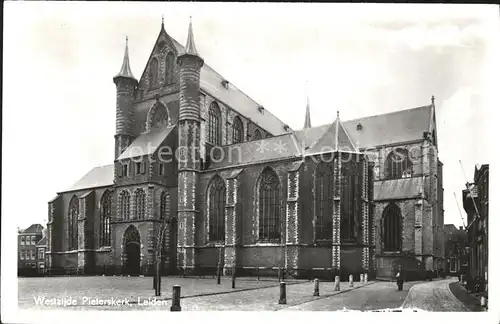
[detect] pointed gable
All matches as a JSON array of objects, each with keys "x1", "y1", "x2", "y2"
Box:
[
  {"x1": 136, "y1": 22, "x2": 289, "y2": 137},
  {"x1": 306, "y1": 113, "x2": 358, "y2": 155},
  {"x1": 137, "y1": 26, "x2": 180, "y2": 91}
]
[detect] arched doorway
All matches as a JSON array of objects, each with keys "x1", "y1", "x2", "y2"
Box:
[{"x1": 123, "y1": 226, "x2": 141, "y2": 276}]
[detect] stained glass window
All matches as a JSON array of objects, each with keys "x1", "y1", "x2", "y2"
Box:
[{"x1": 208, "y1": 176, "x2": 226, "y2": 242}]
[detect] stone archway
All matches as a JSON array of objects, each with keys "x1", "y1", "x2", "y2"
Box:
[{"x1": 123, "y1": 225, "x2": 141, "y2": 276}]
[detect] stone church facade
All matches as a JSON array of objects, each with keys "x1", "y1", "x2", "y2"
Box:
[{"x1": 46, "y1": 19, "x2": 445, "y2": 280}]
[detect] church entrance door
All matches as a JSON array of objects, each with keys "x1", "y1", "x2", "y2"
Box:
[{"x1": 123, "y1": 226, "x2": 141, "y2": 276}]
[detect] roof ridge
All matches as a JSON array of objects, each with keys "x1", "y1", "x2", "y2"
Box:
[{"x1": 170, "y1": 32, "x2": 290, "y2": 133}]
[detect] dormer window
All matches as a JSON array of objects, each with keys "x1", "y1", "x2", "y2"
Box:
[
  {"x1": 221, "y1": 80, "x2": 229, "y2": 89},
  {"x1": 357, "y1": 123, "x2": 363, "y2": 131},
  {"x1": 283, "y1": 125, "x2": 290, "y2": 132},
  {"x1": 257, "y1": 106, "x2": 265, "y2": 113}
]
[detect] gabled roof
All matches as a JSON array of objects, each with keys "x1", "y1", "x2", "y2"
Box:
[
  {"x1": 138, "y1": 24, "x2": 289, "y2": 136},
  {"x1": 207, "y1": 133, "x2": 302, "y2": 170},
  {"x1": 118, "y1": 124, "x2": 176, "y2": 160},
  {"x1": 295, "y1": 105, "x2": 433, "y2": 150},
  {"x1": 22, "y1": 224, "x2": 44, "y2": 234},
  {"x1": 373, "y1": 177, "x2": 423, "y2": 201},
  {"x1": 63, "y1": 164, "x2": 114, "y2": 193},
  {"x1": 305, "y1": 113, "x2": 359, "y2": 155}
]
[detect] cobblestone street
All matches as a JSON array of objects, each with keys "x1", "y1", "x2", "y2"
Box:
[{"x1": 402, "y1": 278, "x2": 470, "y2": 311}]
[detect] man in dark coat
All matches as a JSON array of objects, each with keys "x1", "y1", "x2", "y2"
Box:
[{"x1": 396, "y1": 265, "x2": 404, "y2": 291}]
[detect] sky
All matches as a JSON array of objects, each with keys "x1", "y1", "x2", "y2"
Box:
[{"x1": 3, "y1": 2, "x2": 499, "y2": 231}]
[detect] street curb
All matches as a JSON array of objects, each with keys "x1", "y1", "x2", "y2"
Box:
[
  {"x1": 129, "y1": 280, "x2": 307, "y2": 303},
  {"x1": 275, "y1": 281, "x2": 376, "y2": 311}
]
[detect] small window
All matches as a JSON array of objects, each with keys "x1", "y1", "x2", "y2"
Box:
[
  {"x1": 31, "y1": 236, "x2": 36, "y2": 245},
  {"x1": 159, "y1": 163, "x2": 165, "y2": 175},
  {"x1": 21, "y1": 236, "x2": 25, "y2": 245},
  {"x1": 136, "y1": 162, "x2": 141, "y2": 175},
  {"x1": 38, "y1": 249, "x2": 44, "y2": 260},
  {"x1": 20, "y1": 251, "x2": 25, "y2": 260},
  {"x1": 123, "y1": 164, "x2": 129, "y2": 177},
  {"x1": 141, "y1": 161, "x2": 146, "y2": 174}
]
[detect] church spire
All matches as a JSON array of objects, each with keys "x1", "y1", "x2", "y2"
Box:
[
  {"x1": 114, "y1": 36, "x2": 136, "y2": 80},
  {"x1": 303, "y1": 96, "x2": 312, "y2": 129},
  {"x1": 183, "y1": 17, "x2": 200, "y2": 57}
]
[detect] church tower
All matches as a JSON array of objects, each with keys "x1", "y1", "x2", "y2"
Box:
[
  {"x1": 176, "y1": 18, "x2": 204, "y2": 273},
  {"x1": 113, "y1": 37, "x2": 137, "y2": 161}
]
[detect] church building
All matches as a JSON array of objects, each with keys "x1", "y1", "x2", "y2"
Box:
[{"x1": 46, "y1": 19, "x2": 445, "y2": 280}]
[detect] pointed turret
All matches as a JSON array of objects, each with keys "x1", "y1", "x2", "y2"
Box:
[
  {"x1": 114, "y1": 37, "x2": 136, "y2": 81},
  {"x1": 179, "y1": 17, "x2": 203, "y2": 61},
  {"x1": 303, "y1": 96, "x2": 312, "y2": 129},
  {"x1": 177, "y1": 17, "x2": 205, "y2": 272}
]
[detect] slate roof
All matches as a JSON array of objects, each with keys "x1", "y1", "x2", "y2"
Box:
[
  {"x1": 169, "y1": 36, "x2": 289, "y2": 136},
  {"x1": 305, "y1": 116, "x2": 358, "y2": 155},
  {"x1": 295, "y1": 105, "x2": 433, "y2": 150},
  {"x1": 118, "y1": 124, "x2": 176, "y2": 160},
  {"x1": 36, "y1": 236, "x2": 48, "y2": 246},
  {"x1": 373, "y1": 177, "x2": 423, "y2": 201},
  {"x1": 208, "y1": 133, "x2": 302, "y2": 169},
  {"x1": 22, "y1": 224, "x2": 44, "y2": 234},
  {"x1": 64, "y1": 164, "x2": 114, "y2": 193}
]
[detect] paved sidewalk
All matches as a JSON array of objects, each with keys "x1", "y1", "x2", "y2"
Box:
[
  {"x1": 18, "y1": 276, "x2": 293, "y2": 310},
  {"x1": 448, "y1": 281, "x2": 484, "y2": 312},
  {"x1": 402, "y1": 278, "x2": 471, "y2": 311},
  {"x1": 282, "y1": 281, "x2": 419, "y2": 311}
]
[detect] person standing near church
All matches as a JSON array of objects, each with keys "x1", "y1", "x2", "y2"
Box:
[{"x1": 396, "y1": 265, "x2": 404, "y2": 291}]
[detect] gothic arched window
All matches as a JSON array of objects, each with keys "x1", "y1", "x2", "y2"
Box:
[
  {"x1": 232, "y1": 116, "x2": 244, "y2": 144},
  {"x1": 252, "y1": 129, "x2": 262, "y2": 141},
  {"x1": 119, "y1": 191, "x2": 130, "y2": 220},
  {"x1": 208, "y1": 102, "x2": 222, "y2": 145},
  {"x1": 147, "y1": 102, "x2": 169, "y2": 131},
  {"x1": 315, "y1": 162, "x2": 334, "y2": 240},
  {"x1": 149, "y1": 57, "x2": 159, "y2": 87},
  {"x1": 382, "y1": 203, "x2": 402, "y2": 252},
  {"x1": 160, "y1": 191, "x2": 170, "y2": 221},
  {"x1": 340, "y1": 159, "x2": 359, "y2": 241},
  {"x1": 258, "y1": 168, "x2": 281, "y2": 241},
  {"x1": 100, "y1": 191, "x2": 112, "y2": 247},
  {"x1": 386, "y1": 148, "x2": 413, "y2": 179},
  {"x1": 68, "y1": 196, "x2": 79, "y2": 250},
  {"x1": 208, "y1": 176, "x2": 226, "y2": 242},
  {"x1": 165, "y1": 52, "x2": 175, "y2": 84},
  {"x1": 135, "y1": 189, "x2": 146, "y2": 220}
]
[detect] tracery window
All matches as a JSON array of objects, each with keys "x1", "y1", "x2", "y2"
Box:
[
  {"x1": 315, "y1": 162, "x2": 334, "y2": 240},
  {"x1": 208, "y1": 176, "x2": 226, "y2": 242},
  {"x1": 119, "y1": 191, "x2": 131, "y2": 220},
  {"x1": 165, "y1": 52, "x2": 175, "y2": 84},
  {"x1": 100, "y1": 191, "x2": 112, "y2": 247},
  {"x1": 149, "y1": 57, "x2": 159, "y2": 87},
  {"x1": 386, "y1": 148, "x2": 412, "y2": 179},
  {"x1": 382, "y1": 203, "x2": 402, "y2": 252},
  {"x1": 252, "y1": 129, "x2": 262, "y2": 141},
  {"x1": 340, "y1": 159, "x2": 359, "y2": 241},
  {"x1": 232, "y1": 116, "x2": 244, "y2": 144},
  {"x1": 258, "y1": 168, "x2": 281, "y2": 241},
  {"x1": 135, "y1": 189, "x2": 146, "y2": 220},
  {"x1": 68, "y1": 196, "x2": 79, "y2": 250},
  {"x1": 208, "y1": 102, "x2": 222, "y2": 145},
  {"x1": 160, "y1": 191, "x2": 170, "y2": 221}
]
